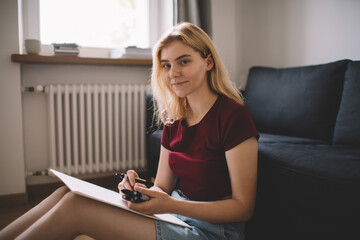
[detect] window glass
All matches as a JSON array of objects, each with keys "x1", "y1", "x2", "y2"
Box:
[{"x1": 39, "y1": 0, "x2": 149, "y2": 48}]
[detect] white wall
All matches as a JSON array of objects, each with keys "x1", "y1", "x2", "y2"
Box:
[
  {"x1": 235, "y1": 0, "x2": 360, "y2": 87},
  {"x1": 211, "y1": 0, "x2": 239, "y2": 85},
  {"x1": 0, "y1": 0, "x2": 26, "y2": 195}
]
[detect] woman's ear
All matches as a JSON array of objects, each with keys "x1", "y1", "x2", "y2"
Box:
[{"x1": 206, "y1": 54, "x2": 214, "y2": 71}]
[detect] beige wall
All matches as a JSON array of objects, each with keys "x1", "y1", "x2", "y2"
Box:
[
  {"x1": 0, "y1": 0, "x2": 26, "y2": 195},
  {"x1": 211, "y1": 0, "x2": 238, "y2": 85},
  {"x1": 236, "y1": 0, "x2": 360, "y2": 87},
  {"x1": 211, "y1": 0, "x2": 360, "y2": 88}
]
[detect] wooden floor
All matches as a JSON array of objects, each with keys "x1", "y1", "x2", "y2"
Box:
[{"x1": 0, "y1": 196, "x2": 39, "y2": 230}]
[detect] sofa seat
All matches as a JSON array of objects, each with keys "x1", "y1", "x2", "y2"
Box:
[
  {"x1": 258, "y1": 143, "x2": 360, "y2": 214},
  {"x1": 259, "y1": 133, "x2": 327, "y2": 144},
  {"x1": 249, "y1": 142, "x2": 360, "y2": 239},
  {"x1": 260, "y1": 143, "x2": 360, "y2": 184}
]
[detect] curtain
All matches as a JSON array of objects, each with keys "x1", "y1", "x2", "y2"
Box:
[{"x1": 173, "y1": 0, "x2": 212, "y2": 37}]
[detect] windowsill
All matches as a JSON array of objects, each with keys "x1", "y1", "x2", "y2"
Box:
[{"x1": 11, "y1": 54, "x2": 152, "y2": 66}]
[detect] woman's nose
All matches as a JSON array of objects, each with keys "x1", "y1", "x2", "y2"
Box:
[{"x1": 169, "y1": 65, "x2": 181, "y2": 78}]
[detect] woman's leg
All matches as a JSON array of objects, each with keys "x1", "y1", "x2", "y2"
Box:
[
  {"x1": 16, "y1": 191, "x2": 156, "y2": 240},
  {"x1": 0, "y1": 186, "x2": 69, "y2": 240}
]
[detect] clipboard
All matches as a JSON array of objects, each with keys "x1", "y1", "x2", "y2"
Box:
[{"x1": 50, "y1": 169, "x2": 191, "y2": 229}]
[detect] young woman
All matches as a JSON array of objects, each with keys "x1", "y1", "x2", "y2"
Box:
[{"x1": 0, "y1": 22, "x2": 258, "y2": 240}]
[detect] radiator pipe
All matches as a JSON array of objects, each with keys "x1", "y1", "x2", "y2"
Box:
[
  {"x1": 23, "y1": 85, "x2": 45, "y2": 93},
  {"x1": 26, "y1": 169, "x2": 49, "y2": 176}
]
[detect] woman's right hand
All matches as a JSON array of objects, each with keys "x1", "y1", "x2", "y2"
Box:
[
  {"x1": 117, "y1": 170, "x2": 140, "y2": 192},
  {"x1": 128, "y1": 185, "x2": 173, "y2": 215}
]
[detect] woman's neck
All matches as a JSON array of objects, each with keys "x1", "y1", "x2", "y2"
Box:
[{"x1": 185, "y1": 90, "x2": 218, "y2": 126}]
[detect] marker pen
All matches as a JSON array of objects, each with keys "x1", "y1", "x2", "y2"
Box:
[
  {"x1": 115, "y1": 173, "x2": 154, "y2": 188},
  {"x1": 133, "y1": 191, "x2": 150, "y2": 202},
  {"x1": 121, "y1": 189, "x2": 150, "y2": 203}
]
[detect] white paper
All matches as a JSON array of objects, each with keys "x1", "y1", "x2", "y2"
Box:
[{"x1": 50, "y1": 169, "x2": 191, "y2": 229}]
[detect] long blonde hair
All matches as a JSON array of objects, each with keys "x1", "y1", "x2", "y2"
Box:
[{"x1": 151, "y1": 22, "x2": 243, "y2": 125}]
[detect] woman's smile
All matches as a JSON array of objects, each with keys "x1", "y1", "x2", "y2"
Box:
[{"x1": 171, "y1": 80, "x2": 189, "y2": 87}]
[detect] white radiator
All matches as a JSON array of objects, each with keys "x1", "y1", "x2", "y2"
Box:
[{"x1": 45, "y1": 84, "x2": 150, "y2": 175}]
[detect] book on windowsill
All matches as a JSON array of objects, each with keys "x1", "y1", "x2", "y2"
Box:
[
  {"x1": 50, "y1": 169, "x2": 191, "y2": 229},
  {"x1": 52, "y1": 43, "x2": 80, "y2": 56},
  {"x1": 123, "y1": 46, "x2": 152, "y2": 58},
  {"x1": 54, "y1": 50, "x2": 80, "y2": 56}
]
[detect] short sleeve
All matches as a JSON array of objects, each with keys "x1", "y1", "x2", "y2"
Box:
[
  {"x1": 222, "y1": 106, "x2": 259, "y2": 151},
  {"x1": 161, "y1": 121, "x2": 181, "y2": 150},
  {"x1": 161, "y1": 124, "x2": 171, "y2": 150}
]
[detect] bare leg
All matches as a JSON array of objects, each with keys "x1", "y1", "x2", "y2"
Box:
[
  {"x1": 16, "y1": 191, "x2": 156, "y2": 240},
  {"x1": 0, "y1": 186, "x2": 69, "y2": 240}
]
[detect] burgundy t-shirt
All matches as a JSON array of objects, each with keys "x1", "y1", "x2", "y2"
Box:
[{"x1": 161, "y1": 95, "x2": 259, "y2": 201}]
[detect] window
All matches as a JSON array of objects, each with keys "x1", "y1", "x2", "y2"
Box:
[
  {"x1": 22, "y1": 0, "x2": 173, "y2": 56},
  {"x1": 40, "y1": 0, "x2": 149, "y2": 48}
]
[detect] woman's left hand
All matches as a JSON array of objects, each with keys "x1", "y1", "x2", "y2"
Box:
[{"x1": 127, "y1": 185, "x2": 173, "y2": 215}]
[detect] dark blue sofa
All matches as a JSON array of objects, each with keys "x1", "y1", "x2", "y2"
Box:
[{"x1": 146, "y1": 59, "x2": 360, "y2": 240}]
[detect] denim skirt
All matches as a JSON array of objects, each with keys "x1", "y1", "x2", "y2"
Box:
[{"x1": 154, "y1": 190, "x2": 245, "y2": 240}]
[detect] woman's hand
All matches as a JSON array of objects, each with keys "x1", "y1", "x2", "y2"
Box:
[
  {"x1": 117, "y1": 170, "x2": 139, "y2": 192},
  {"x1": 127, "y1": 185, "x2": 173, "y2": 215}
]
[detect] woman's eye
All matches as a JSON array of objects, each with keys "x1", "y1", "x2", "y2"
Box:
[
  {"x1": 181, "y1": 59, "x2": 190, "y2": 65},
  {"x1": 162, "y1": 64, "x2": 171, "y2": 69}
]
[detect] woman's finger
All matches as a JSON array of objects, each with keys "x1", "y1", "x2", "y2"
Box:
[
  {"x1": 134, "y1": 183, "x2": 147, "y2": 189},
  {"x1": 118, "y1": 179, "x2": 134, "y2": 192},
  {"x1": 126, "y1": 170, "x2": 139, "y2": 186},
  {"x1": 123, "y1": 179, "x2": 134, "y2": 190},
  {"x1": 134, "y1": 185, "x2": 157, "y2": 198},
  {"x1": 117, "y1": 182, "x2": 123, "y2": 191}
]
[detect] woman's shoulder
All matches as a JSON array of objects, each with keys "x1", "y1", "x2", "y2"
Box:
[
  {"x1": 217, "y1": 95, "x2": 249, "y2": 116},
  {"x1": 217, "y1": 95, "x2": 259, "y2": 148}
]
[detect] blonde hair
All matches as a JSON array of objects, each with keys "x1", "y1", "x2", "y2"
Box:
[{"x1": 151, "y1": 22, "x2": 243, "y2": 125}]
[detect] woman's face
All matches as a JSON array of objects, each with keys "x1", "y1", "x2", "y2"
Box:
[{"x1": 160, "y1": 41, "x2": 213, "y2": 98}]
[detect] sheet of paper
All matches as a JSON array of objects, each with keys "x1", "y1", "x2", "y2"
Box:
[{"x1": 50, "y1": 169, "x2": 191, "y2": 229}]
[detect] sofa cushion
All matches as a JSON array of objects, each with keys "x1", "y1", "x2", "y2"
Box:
[
  {"x1": 259, "y1": 133, "x2": 326, "y2": 144},
  {"x1": 245, "y1": 60, "x2": 350, "y2": 142},
  {"x1": 333, "y1": 61, "x2": 360, "y2": 145},
  {"x1": 257, "y1": 142, "x2": 360, "y2": 216}
]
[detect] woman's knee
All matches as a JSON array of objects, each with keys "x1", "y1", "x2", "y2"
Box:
[
  {"x1": 61, "y1": 191, "x2": 80, "y2": 205},
  {"x1": 39, "y1": 186, "x2": 69, "y2": 206},
  {"x1": 57, "y1": 191, "x2": 89, "y2": 213},
  {"x1": 54, "y1": 185, "x2": 70, "y2": 195},
  {"x1": 46, "y1": 186, "x2": 69, "y2": 200},
  {"x1": 48, "y1": 192, "x2": 84, "y2": 224}
]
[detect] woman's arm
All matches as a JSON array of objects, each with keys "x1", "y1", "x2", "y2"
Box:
[
  {"x1": 153, "y1": 146, "x2": 178, "y2": 194},
  {"x1": 131, "y1": 137, "x2": 258, "y2": 223}
]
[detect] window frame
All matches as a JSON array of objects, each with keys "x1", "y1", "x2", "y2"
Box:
[{"x1": 21, "y1": 0, "x2": 173, "y2": 57}]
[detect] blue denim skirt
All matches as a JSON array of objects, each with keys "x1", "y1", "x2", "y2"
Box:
[{"x1": 155, "y1": 190, "x2": 245, "y2": 240}]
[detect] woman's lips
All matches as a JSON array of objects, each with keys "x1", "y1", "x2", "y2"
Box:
[{"x1": 171, "y1": 81, "x2": 188, "y2": 87}]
